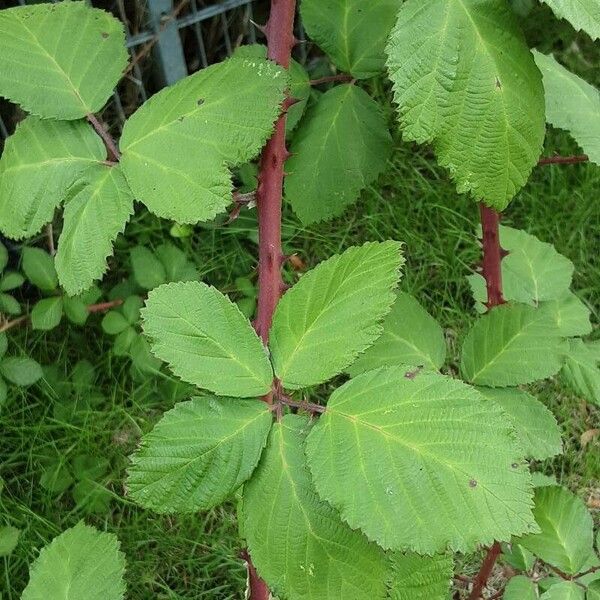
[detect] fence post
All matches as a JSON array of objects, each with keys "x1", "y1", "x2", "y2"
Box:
[{"x1": 147, "y1": 0, "x2": 188, "y2": 86}]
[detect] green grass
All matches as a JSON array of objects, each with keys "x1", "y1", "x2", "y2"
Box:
[{"x1": 1, "y1": 9, "x2": 600, "y2": 599}]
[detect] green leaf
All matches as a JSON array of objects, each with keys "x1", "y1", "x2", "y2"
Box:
[
  {"x1": 388, "y1": 553, "x2": 453, "y2": 600},
  {"x1": 519, "y1": 486, "x2": 594, "y2": 575},
  {"x1": 540, "y1": 292, "x2": 592, "y2": 338},
  {"x1": 386, "y1": 0, "x2": 545, "y2": 209},
  {"x1": 469, "y1": 226, "x2": 574, "y2": 307},
  {"x1": 101, "y1": 311, "x2": 129, "y2": 336},
  {"x1": 0, "y1": 293, "x2": 21, "y2": 316},
  {"x1": 130, "y1": 246, "x2": 167, "y2": 290},
  {"x1": 0, "y1": 526, "x2": 20, "y2": 557},
  {"x1": 21, "y1": 522, "x2": 126, "y2": 600},
  {"x1": 56, "y1": 165, "x2": 134, "y2": 296},
  {"x1": 0, "y1": 376, "x2": 6, "y2": 409},
  {"x1": 301, "y1": 0, "x2": 402, "y2": 79},
  {"x1": 270, "y1": 241, "x2": 403, "y2": 389},
  {"x1": 129, "y1": 335, "x2": 162, "y2": 374},
  {"x1": 72, "y1": 479, "x2": 111, "y2": 515},
  {"x1": 128, "y1": 397, "x2": 272, "y2": 512},
  {"x1": 541, "y1": 0, "x2": 600, "y2": 40},
  {"x1": 0, "y1": 117, "x2": 105, "y2": 240},
  {"x1": 460, "y1": 304, "x2": 567, "y2": 387},
  {"x1": 142, "y1": 281, "x2": 273, "y2": 397},
  {"x1": 154, "y1": 243, "x2": 197, "y2": 284},
  {"x1": 533, "y1": 51, "x2": 600, "y2": 165},
  {"x1": 0, "y1": 271, "x2": 25, "y2": 292},
  {"x1": 21, "y1": 247, "x2": 58, "y2": 292},
  {"x1": 561, "y1": 339, "x2": 600, "y2": 405},
  {"x1": 122, "y1": 296, "x2": 143, "y2": 325},
  {"x1": 287, "y1": 60, "x2": 311, "y2": 132},
  {"x1": 0, "y1": 357, "x2": 43, "y2": 386},
  {"x1": 31, "y1": 297, "x2": 63, "y2": 331},
  {"x1": 0, "y1": 2, "x2": 128, "y2": 119},
  {"x1": 477, "y1": 387, "x2": 562, "y2": 460},
  {"x1": 504, "y1": 575, "x2": 537, "y2": 600},
  {"x1": 540, "y1": 581, "x2": 585, "y2": 600},
  {"x1": 113, "y1": 327, "x2": 137, "y2": 356},
  {"x1": 120, "y1": 55, "x2": 286, "y2": 223},
  {"x1": 241, "y1": 414, "x2": 389, "y2": 600},
  {"x1": 348, "y1": 292, "x2": 446, "y2": 376},
  {"x1": 40, "y1": 461, "x2": 74, "y2": 494},
  {"x1": 285, "y1": 85, "x2": 392, "y2": 224},
  {"x1": 306, "y1": 368, "x2": 536, "y2": 553},
  {"x1": 502, "y1": 542, "x2": 536, "y2": 571},
  {"x1": 0, "y1": 242, "x2": 8, "y2": 272},
  {"x1": 0, "y1": 333, "x2": 7, "y2": 357},
  {"x1": 63, "y1": 296, "x2": 90, "y2": 326},
  {"x1": 532, "y1": 472, "x2": 559, "y2": 488},
  {"x1": 588, "y1": 581, "x2": 600, "y2": 600}
]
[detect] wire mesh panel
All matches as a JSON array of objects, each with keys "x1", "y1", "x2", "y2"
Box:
[{"x1": 0, "y1": 0, "x2": 257, "y2": 144}]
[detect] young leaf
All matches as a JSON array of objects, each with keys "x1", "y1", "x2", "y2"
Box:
[
  {"x1": 0, "y1": 272, "x2": 25, "y2": 292},
  {"x1": 0, "y1": 117, "x2": 105, "y2": 240},
  {"x1": 460, "y1": 304, "x2": 567, "y2": 387},
  {"x1": 306, "y1": 368, "x2": 536, "y2": 553},
  {"x1": 0, "y1": 2, "x2": 128, "y2": 119},
  {"x1": 285, "y1": 85, "x2": 392, "y2": 224},
  {"x1": 348, "y1": 292, "x2": 446, "y2": 376},
  {"x1": 241, "y1": 415, "x2": 389, "y2": 600},
  {"x1": 21, "y1": 248, "x2": 58, "y2": 292},
  {"x1": 120, "y1": 56, "x2": 286, "y2": 224},
  {"x1": 477, "y1": 387, "x2": 562, "y2": 460},
  {"x1": 540, "y1": 581, "x2": 584, "y2": 600},
  {"x1": 540, "y1": 0, "x2": 600, "y2": 40},
  {"x1": 519, "y1": 486, "x2": 594, "y2": 575},
  {"x1": 270, "y1": 241, "x2": 403, "y2": 389},
  {"x1": 0, "y1": 357, "x2": 43, "y2": 387},
  {"x1": 561, "y1": 339, "x2": 600, "y2": 405},
  {"x1": 386, "y1": 0, "x2": 545, "y2": 209},
  {"x1": 102, "y1": 311, "x2": 130, "y2": 336},
  {"x1": 388, "y1": 553, "x2": 453, "y2": 600},
  {"x1": 130, "y1": 246, "x2": 167, "y2": 290},
  {"x1": 301, "y1": 0, "x2": 402, "y2": 79},
  {"x1": 540, "y1": 292, "x2": 592, "y2": 338},
  {"x1": 31, "y1": 297, "x2": 63, "y2": 331},
  {"x1": 56, "y1": 165, "x2": 134, "y2": 296},
  {"x1": 128, "y1": 397, "x2": 272, "y2": 512},
  {"x1": 503, "y1": 575, "x2": 537, "y2": 600},
  {"x1": 21, "y1": 522, "x2": 126, "y2": 600},
  {"x1": 0, "y1": 526, "x2": 20, "y2": 557},
  {"x1": 142, "y1": 281, "x2": 273, "y2": 397}
]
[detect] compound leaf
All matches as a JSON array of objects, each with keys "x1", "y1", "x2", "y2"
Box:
[
  {"x1": 21, "y1": 522, "x2": 125, "y2": 600},
  {"x1": 142, "y1": 281, "x2": 272, "y2": 397},
  {"x1": 0, "y1": 357, "x2": 43, "y2": 387},
  {"x1": 270, "y1": 241, "x2": 403, "y2": 389},
  {"x1": 31, "y1": 297, "x2": 63, "y2": 331},
  {"x1": 120, "y1": 56, "x2": 286, "y2": 224},
  {"x1": 128, "y1": 397, "x2": 272, "y2": 512},
  {"x1": 477, "y1": 387, "x2": 562, "y2": 460},
  {"x1": 561, "y1": 338, "x2": 600, "y2": 405},
  {"x1": 301, "y1": 0, "x2": 402, "y2": 79},
  {"x1": 285, "y1": 85, "x2": 392, "y2": 224},
  {"x1": 56, "y1": 165, "x2": 134, "y2": 296},
  {"x1": 503, "y1": 575, "x2": 537, "y2": 600},
  {"x1": 519, "y1": 486, "x2": 594, "y2": 575},
  {"x1": 541, "y1": 1, "x2": 600, "y2": 40},
  {"x1": 306, "y1": 368, "x2": 536, "y2": 553},
  {"x1": 460, "y1": 304, "x2": 567, "y2": 387},
  {"x1": 241, "y1": 414, "x2": 389, "y2": 600},
  {"x1": 388, "y1": 552, "x2": 453, "y2": 600},
  {"x1": 534, "y1": 51, "x2": 600, "y2": 164},
  {"x1": 0, "y1": 117, "x2": 104, "y2": 240},
  {"x1": 348, "y1": 292, "x2": 446, "y2": 376},
  {"x1": 0, "y1": 2, "x2": 128, "y2": 120},
  {"x1": 386, "y1": 0, "x2": 545, "y2": 209},
  {"x1": 540, "y1": 581, "x2": 584, "y2": 600}
]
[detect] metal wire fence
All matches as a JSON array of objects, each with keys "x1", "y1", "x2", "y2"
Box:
[{"x1": 0, "y1": 0, "x2": 261, "y2": 143}]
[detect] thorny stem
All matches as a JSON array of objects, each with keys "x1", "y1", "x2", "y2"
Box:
[
  {"x1": 468, "y1": 541, "x2": 502, "y2": 600},
  {"x1": 245, "y1": 0, "x2": 297, "y2": 598},
  {"x1": 87, "y1": 113, "x2": 121, "y2": 162},
  {"x1": 479, "y1": 204, "x2": 506, "y2": 310},
  {"x1": 538, "y1": 154, "x2": 589, "y2": 166}
]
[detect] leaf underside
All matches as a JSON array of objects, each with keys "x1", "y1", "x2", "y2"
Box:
[
  {"x1": 120, "y1": 55, "x2": 286, "y2": 224},
  {"x1": 270, "y1": 241, "x2": 403, "y2": 389},
  {"x1": 386, "y1": 0, "x2": 545, "y2": 209},
  {"x1": 242, "y1": 415, "x2": 389, "y2": 600},
  {"x1": 0, "y1": 117, "x2": 104, "y2": 240},
  {"x1": 541, "y1": 0, "x2": 600, "y2": 40},
  {"x1": 0, "y1": 2, "x2": 128, "y2": 119},
  {"x1": 142, "y1": 281, "x2": 273, "y2": 397},
  {"x1": 128, "y1": 397, "x2": 272, "y2": 512},
  {"x1": 306, "y1": 368, "x2": 536, "y2": 554}
]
